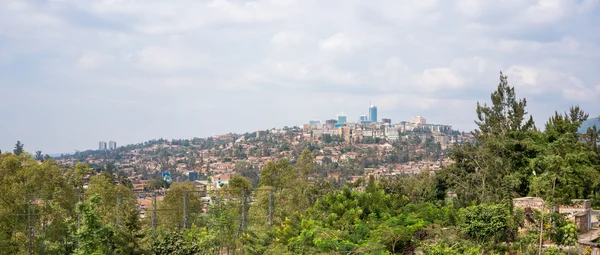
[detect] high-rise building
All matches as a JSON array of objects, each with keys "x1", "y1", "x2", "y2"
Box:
[
  {"x1": 410, "y1": 116, "x2": 426, "y2": 125},
  {"x1": 369, "y1": 105, "x2": 378, "y2": 123},
  {"x1": 359, "y1": 115, "x2": 368, "y2": 122},
  {"x1": 99, "y1": 141, "x2": 107, "y2": 151},
  {"x1": 309, "y1": 120, "x2": 321, "y2": 125},
  {"x1": 382, "y1": 118, "x2": 392, "y2": 124},
  {"x1": 337, "y1": 112, "x2": 347, "y2": 124},
  {"x1": 109, "y1": 141, "x2": 117, "y2": 150}
]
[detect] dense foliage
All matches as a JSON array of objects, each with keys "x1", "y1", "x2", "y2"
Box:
[{"x1": 1, "y1": 72, "x2": 599, "y2": 254}]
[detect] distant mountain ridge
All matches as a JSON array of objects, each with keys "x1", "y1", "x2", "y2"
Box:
[{"x1": 578, "y1": 117, "x2": 600, "y2": 133}]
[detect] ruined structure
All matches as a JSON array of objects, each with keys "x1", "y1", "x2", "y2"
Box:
[{"x1": 513, "y1": 197, "x2": 591, "y2": 233}]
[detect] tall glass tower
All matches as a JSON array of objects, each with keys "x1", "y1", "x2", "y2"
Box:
[
  {"x1": 369, "y1": 105, "x2": 377, "y2": 123},
  {"x1": 337, "y1": 112, "x2": 347, "y2": 124}
]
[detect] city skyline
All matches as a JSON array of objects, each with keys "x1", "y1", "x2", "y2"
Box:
[{"x1": 2, "y1": 1, "x2": 600, "y2": 154}]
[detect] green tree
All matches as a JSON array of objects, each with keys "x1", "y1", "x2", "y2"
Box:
[
  {"x1": 0, "y1": 154, "x2": 78, "y2": 254},
  {"x1": 13, "y1": 141, "x2": 24, "y2": 155},
  {"x1": 72, "y1": 195, "x2": 115, "y2": 255},
  {"x1": 530, "y1": 107, "x2": 598, "y2": 204},
  {"x1": 85, "y1": 172, "x2": 138, "y2": 225},
  {"x1": 422, "y1": 242, "x2": 482, "y2": 255},
  {"x1": 445, "y1": 72, "x2": 540, "y2": 206},
  {"x1": 370, "y1": 215, "x2": 428, "y2": 253},
  {"x1": 227, "y1": 174, "x2": 252, "y2": 198},
  {"x1": 34, "y1": 150, "x2": 43, "y2": 161},
  {"x1": 157, "y1": 182, "x2": 203, "y2": 229},
  {"x1": 457, "y1": 204, "x2": 510, "y2": 244},
  {"x1": 149, "y1": 230, "x2": 200, "y2": 255},
  {"x1": 114, "y1": 206, "x2": 145, "y2": 255}
]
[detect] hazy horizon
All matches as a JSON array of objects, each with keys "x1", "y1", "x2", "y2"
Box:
[{"x1": 2, "y1": 0, "x2": 600, "y2": 154}]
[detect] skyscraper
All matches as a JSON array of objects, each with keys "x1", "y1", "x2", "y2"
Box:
[
  {"x1": 99, "y1": 141, "x2": 107, "y2": 151},
  {"x1": 359, "y1": 115, "x2": 368, "y2": 122},
  {"x1": 410, "y1": 116, "x2": 426, "y2": 125},
  {"x1": 109, "y1": 141, "x2": 117, "y2": 150},
  {"x1": 337, "y1": 112, "x2": 347, "y2": 124},
  {"x1": 369, "y1": 105, "x2": 378, "y2": 123}
]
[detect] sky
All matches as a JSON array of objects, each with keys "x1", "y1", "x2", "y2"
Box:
[{"x1": 1, "y1": 0, "x2": 600, "y2": 154}]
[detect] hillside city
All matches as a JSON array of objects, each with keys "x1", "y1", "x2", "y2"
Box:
[
  {"x1": 56, "y1": 104, "x2": 472, "y2": 210},
  {"x1": 3, "y1": 2, "x2": 600, "y2": 253},
  {"x1": 4, "y1": 76, "x2": 600, "y2": 254}
]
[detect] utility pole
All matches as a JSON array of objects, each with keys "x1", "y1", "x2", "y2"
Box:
[
  {"x1": 116, "y1": 193, "x2": 120, "y2": 227},
  {"x1": 539, "y1": 210, "x2": 543, "y2": 255},
  {"x1": 268, "y1": 188, "x2": 274, "y2": 227},
  {"x1": 183, "y1": 192, "x2": 189, "y2": 229},
  {"x1": 236, "y1": 190, "x2": 248, "y2": 239},
  {"x1": 538, "y1": 201, "x2": 545, "y2": 255},
  {"x1": 152, "y1": 192, "x2": 157, "y2": 229},
  {"x1": 77, "y1": 193, "x2": 83, "y2": 229},
  {"x1": 28, "y1": 195, "x2": 34, "y2": 255}
]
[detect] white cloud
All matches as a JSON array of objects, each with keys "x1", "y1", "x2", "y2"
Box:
[
  {"x1": 525, "y1": 0, "x2": 569, "y2": 24},
  {"x1": 271, "y1": 31, "x2": 305, "y2": 46},
  {"x1": 78, "y1": 51, "x2": 115, "y2": 70},
  {"x1": 455, "y1": 0, "x2": 483, "y2": 18},
  {"x1": 134, "y1": 46, "x2": 206, "y2": 73},
  {"x1": 506, "y1": 65, "x2": 600, "y2": 101},
  {"x1": 319, "y1": 33, "x2": 357, "y2": 54},
  {"x1": 419, "y1": 68, "x2": 465, "y2": 92},
  {"x1": 1, "y1": 0, "x2": 600, "y2": 153}
]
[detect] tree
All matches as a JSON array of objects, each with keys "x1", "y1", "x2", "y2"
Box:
[
  {"x1": 258, "y1": 159, "x2": 296, "y2": 192},
  {"x1": 422, "y1": 242, "x2": 482, "y2": 255},
  {"x1": 530, "y1": 107, "x2": 598, "y2": 205},
  {"x1": 148, "y1": 176, "x2": 170, "y2": 190},
  {"x1": 13, "y1": 140, "x2": 24, "y2": 155},
  {"x1": 114, "y1": 206, "x2": 145, "y2": 255},
  {"x1": 474, "y1": 72, "x2": 534, "y2": 138},
  {"x1": 85, "y1": 172, "x2": 138, "y2": 226},
  {"x1": 235, "y1": 161, "x2": 260, "y2": 188},
  {"x1": 0, "y1": 153, "x2": 78, "y2": 254},
  {"x1": 297, "y1": 149, "x2": 316, "y2": 180},
  {"x1": 371, "y1": 215, "x2": 428, "y2": 253},
  {"x1": 227, "y1": 174, "x2": 252, "y2": 198},
  {"x1": 35, "y1": 150, "x2": 43, "y2": 161},
  {"x1": 149, "y1": 230, "x2": 200, "y2": 255},
  {"x1": 157, "y1": 182, "x2": 203, "y2": 229},
  {"x1": 72, "y1": 195, "x2": 116, "y2": 255},
  {"x1": 445, "y1": 72, "x2": 541, "y2": 206},
  {"x1": 458, "y1": 204, "x2": 511, "y2": 244}
]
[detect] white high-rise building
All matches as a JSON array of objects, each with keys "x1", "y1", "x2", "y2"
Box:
[
  {"x1": 109, "y1": 141, "x2": 117, "y2": 150},
  {"x1": 410, "y1": 116, "x2": 426, "y2": 125},
  {"x1": 99, "y1": 141, "x2": 107, "y2": 151}
]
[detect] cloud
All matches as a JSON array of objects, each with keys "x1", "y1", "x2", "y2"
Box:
[
  {"x1": 419, "y1": 68, "x2": 465, "y2": 92},
  {"x1": 271, "y1": 31, "x2": 306, "y2": 46},
  {"x1": 1, "y1": 0, "x2": 600, "y2": 153},
  {"x1": 505, "y1": 65, "x2": 600, "y2": 101},
  {"x1": 78, "y1": 51, "x2": 115, "y2": 70},
  {"x1": 319, "y1": 33, "x2": 358, "y2": 54}
]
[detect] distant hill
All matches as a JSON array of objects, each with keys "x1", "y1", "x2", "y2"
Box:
[{"x1": 578, "y1": 117, "x2": 600, "y2": 133}]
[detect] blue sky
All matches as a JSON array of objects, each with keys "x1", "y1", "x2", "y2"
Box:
[{"x1": 1, "y1": 0, "x2": 599, "y2": 154}]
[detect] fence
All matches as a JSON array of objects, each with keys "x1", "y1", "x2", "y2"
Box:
[{"x1": 0, "y1": 188, "x2": 275, "y2": 255}]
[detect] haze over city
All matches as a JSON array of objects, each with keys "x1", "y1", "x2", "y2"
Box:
[{"x1": 1, "y1": 0, "x2": 600, "y2": 154}]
